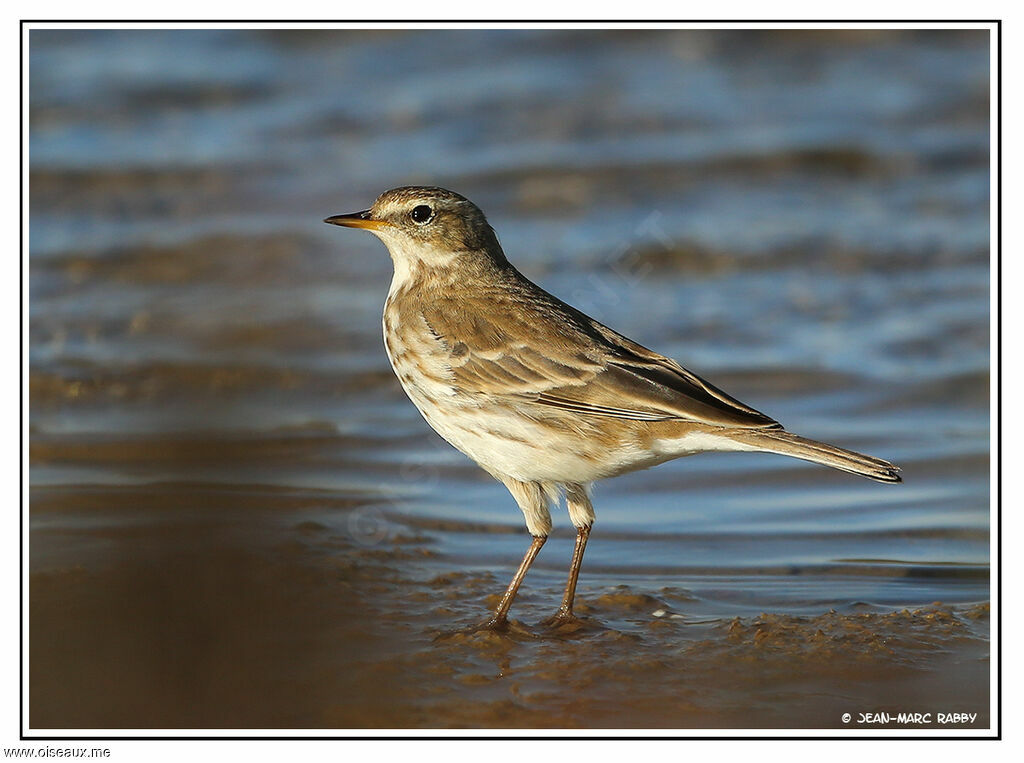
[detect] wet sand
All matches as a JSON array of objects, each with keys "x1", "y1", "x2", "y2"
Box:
[{"x1": 29, "y1": 434, "x2": 989, "y2": 730}]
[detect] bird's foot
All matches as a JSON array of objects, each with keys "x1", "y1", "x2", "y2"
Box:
[
  {"x1": 539, "y1": 609, "x2": 588, "y2": 633},
  {"x1": 433, "y1": 615, "x2": 535, "y2": 642},
  {"x1": 478, "y1": 614, "x2": 511, "y2": 633}
]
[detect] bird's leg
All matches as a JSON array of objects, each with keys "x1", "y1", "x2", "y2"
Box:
[
  {"x1": 542, "y1": 483, "x2": 594, "y2": 628},
  {"x1": 481, "y1": 534, "x2": 547, "y2": 631},
  {"x1": 542, "y1": 523, "x2": 591, "y2": 627}
]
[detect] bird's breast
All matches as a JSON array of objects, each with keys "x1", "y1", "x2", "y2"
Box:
[{"x1": 382, "y1": 298, "x2": 460, "y2": 409}]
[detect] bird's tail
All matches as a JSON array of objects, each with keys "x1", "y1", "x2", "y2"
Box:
[{"x1": 728, "y1": 430, "x2": 902, "y2": 483}]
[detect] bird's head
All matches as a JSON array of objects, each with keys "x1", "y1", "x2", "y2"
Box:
[{"x1": 325, "y1": 186, "x2": 506, "y2": 273}]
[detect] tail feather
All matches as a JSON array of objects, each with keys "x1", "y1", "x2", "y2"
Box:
[{"x1": 730, "y1": 430, "x2": 902, "y2": 484}]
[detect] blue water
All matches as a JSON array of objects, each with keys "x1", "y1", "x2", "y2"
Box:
[{"x1": 30, "y1": 28, "x2": 991, "y2": 616}]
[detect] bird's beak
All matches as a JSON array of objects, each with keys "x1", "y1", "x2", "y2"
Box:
[{"x1": 323, "y1": 210, "x2": 388, "y2": 231}]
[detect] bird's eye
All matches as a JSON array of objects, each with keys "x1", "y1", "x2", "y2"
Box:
[{"x1": 410, "y1": 205, "x2": 433, "y2": 224}]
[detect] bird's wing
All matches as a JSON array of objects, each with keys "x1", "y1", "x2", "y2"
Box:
[{"x1": 419, "y1": 291, "x2": 780, "y2": 430}]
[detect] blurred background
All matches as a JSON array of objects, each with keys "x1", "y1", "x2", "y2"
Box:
[{"x1": 29, "y1": 28, "x2": 991, "y2": 730}]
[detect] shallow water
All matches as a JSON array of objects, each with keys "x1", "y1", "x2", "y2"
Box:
[{"x1": 28, "y1": 28, "x2": 991, "y2": 730}]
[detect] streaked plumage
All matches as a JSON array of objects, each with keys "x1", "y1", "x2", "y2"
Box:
[{"x1": 326, "y1": 186, "x2": 901, "y2": 631}]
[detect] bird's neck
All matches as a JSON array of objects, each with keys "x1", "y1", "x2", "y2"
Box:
[{"x1": 387, "y1": 247, "x2": 511, "y2": 304}]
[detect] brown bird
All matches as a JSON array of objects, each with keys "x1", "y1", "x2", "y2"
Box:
[{"x1": 325, "y1": 186, "x2": 901, "y2": 631}]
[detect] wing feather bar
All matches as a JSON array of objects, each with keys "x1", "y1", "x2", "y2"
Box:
[{"x1": 532, "y1": 393, "x2": 674, "y2": 421}]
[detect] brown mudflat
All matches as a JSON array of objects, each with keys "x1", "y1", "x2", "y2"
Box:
[{"x1": 30, "y1": 468, "x2": 989, "y2": 730}]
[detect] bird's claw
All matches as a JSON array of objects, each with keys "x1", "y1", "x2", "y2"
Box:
[{"x1": 539, "y1": 609, "x2": 583, "y2": 630}]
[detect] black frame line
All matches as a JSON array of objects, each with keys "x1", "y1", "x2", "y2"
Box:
[{"x1": 19, "y1": 17, "x2": 1003, "y2": 741}]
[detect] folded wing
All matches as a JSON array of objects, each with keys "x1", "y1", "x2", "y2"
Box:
[{"x1": 419, "y1": 286, "x2": 780, "y2": 430}]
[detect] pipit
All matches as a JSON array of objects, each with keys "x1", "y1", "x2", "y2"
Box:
[{"x1": 325, "y1": 186, "x2": 901, "y2": 631}]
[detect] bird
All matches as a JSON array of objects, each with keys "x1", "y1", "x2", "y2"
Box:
[{"x1": 324, "y1": 186, "x2": 901, "y2": 632}]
